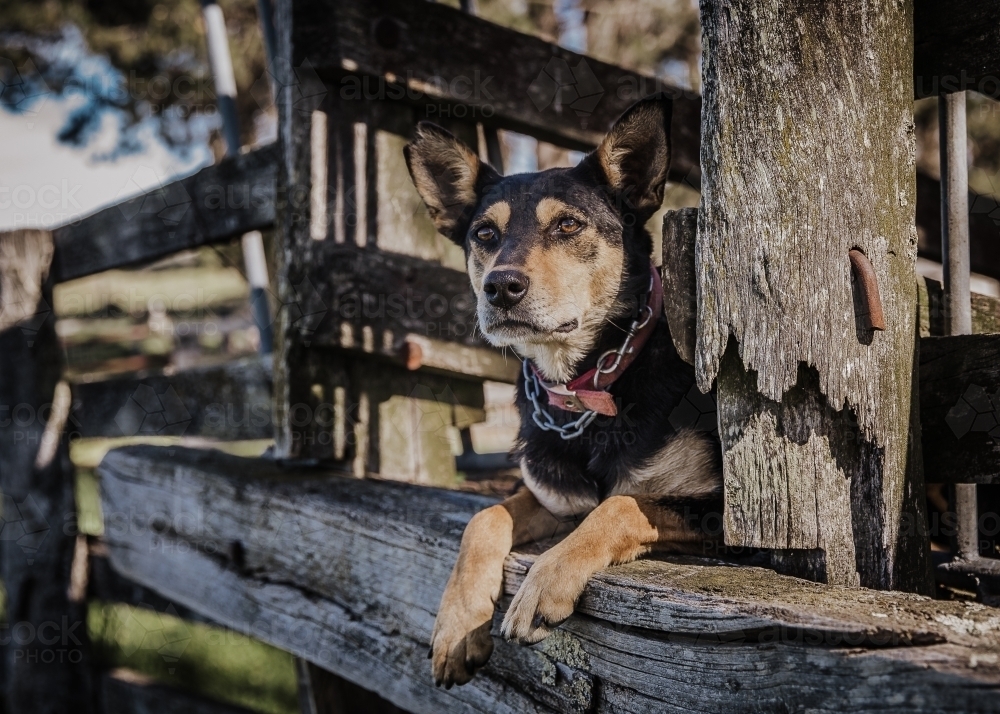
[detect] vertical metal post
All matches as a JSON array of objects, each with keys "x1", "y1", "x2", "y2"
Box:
[
  {"x1": 201, "y1": 0, "x2": 274, "y2": 354},
  {"x1": 201, "y1": 0, "x2": 241, "y2": 157},
  {"x1": 940, "y1": 90, "x2": 978, "y2": 561},
  {"x1": 256, "y1": 0, "x2": 279, "y2": 81}
]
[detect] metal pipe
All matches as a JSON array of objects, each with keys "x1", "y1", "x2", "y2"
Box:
[
  {"x1": 200, "y1": 0, "x2": 274, "y2": 354},
  {"x1": 201, "y1": 0, "x2": 241, "y2": 157},
  {"x1": 940, "y1": 90, "x2": 978, "y2": 560},
  {"x1": 940, "y1": 91, "x2": 972, "y2": 336},
  {"x1": 256, "y1": 0, "x2": 279, "y2": 82}
]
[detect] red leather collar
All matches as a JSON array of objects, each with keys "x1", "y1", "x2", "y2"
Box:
[{"x1": 528, "y1": 262, "x2": 662, "y2": 417}]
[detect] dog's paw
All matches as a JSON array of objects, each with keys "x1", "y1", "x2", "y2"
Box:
[
  {"x1": 430, "y1": 601, "x2": 495, "y2": 688},
  {"x1": 500, "y1": 554, "x2": 588, "y2": 644}
]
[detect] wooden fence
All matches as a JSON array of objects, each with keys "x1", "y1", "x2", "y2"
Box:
[{"x1": 3, "y1": 0, "x2": 1000, "y2": 711}]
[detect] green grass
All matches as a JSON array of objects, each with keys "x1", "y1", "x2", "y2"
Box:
[{"x1": 89, "y1": 601, "x2": 298, "y2": 714}]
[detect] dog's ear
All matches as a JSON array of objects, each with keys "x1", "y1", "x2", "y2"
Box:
[
  {"x1": 404, "y1": 122, "x2": 500, "y2": 243},
  {"x1": 583, "y1": 96, "x2": 672, "y2": 218}
]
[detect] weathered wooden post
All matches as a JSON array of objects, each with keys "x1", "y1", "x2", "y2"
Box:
[
  {"x1": 697, "y1": 0, "x2": 932, "y2": 591},
  {"x1": 0, "y1": 230, "x2": 93, "y2": 711}
]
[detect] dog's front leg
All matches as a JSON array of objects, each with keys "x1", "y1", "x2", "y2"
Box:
[
  {"x1": 501, "y1": 495, "x2": 711, "y2": 644},
  {"x1": 431, "y1": 487, "x2": 567, "y2": 687}
]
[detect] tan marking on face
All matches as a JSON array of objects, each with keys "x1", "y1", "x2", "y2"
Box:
[
  {"x1": 481, "y1": 200, "x2": 511, "y2": 233},
  {"x1": 467, "y1": 252, "x2": 485, "y2": 294},
  {"x1": 534, "y1": 197, "x2": 576, "y2": 228},
  {"x1": 515, "y1": 233, "x2": 624, "y2": 381}
]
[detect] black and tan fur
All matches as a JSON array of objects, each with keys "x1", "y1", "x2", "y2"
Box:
[{"x1": 405, "y1": 96, "x2": 723, "y2": 688}]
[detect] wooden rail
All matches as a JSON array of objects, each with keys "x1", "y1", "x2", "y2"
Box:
[
  {"x1": 70, "y1": 356, "x2": 273, "y2": 441},
  {"x1": 50, "y1": 145, "x2": 278, "y2": 283},
  {"x1": 921, "y1": 334, "x2": 1000, "y2": 484},
  {"x1": 291, "y1": 0, "x2": 701, "y2": 180},
  {"x1": 98, "y1": 445, "x2": 1000, "y2": 713}
]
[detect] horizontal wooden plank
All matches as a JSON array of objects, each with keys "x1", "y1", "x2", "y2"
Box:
[
  {"x1": 291, "y1": 0, "x2": 701, "y2": 182},
  {"x1": 921, "y1": 334, "x2": 1000, "y2": 483},
  {"x1": 87, "y1": 537, "x2": 213, "y2": 625},
  {"x1": 914, "y1": 0, "x2": 1000, "y2": 99},
  {"x1": 919, "y1": 275, "x2": 1000, "y2": 337},
  {"x1": 334, "y1": 333, "x2": 518, "y2": 383},
  {"x1": 70, "y1": 356, "x2": 274, "y2": 441},
  {"x1": 291, "y1": 241, "x2": 487, "y2": 351},
  {"x1": 98, "y1": 445, "x2": 1000, "y2": 713},
  {"x1": 51, "y1": 145, "x2": 278, "y2": 283}
]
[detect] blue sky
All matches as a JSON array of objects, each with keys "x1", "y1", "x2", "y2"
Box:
[{"x1": 0, "y1": 26, "x2": 214, "y2": 230}]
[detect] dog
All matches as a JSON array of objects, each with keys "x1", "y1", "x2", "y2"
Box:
[{"x1": 405, "y1": 95, "x2": 723, "y2": 688}]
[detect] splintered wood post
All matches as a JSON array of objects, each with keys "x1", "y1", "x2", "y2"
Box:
[
  {"x1": 661, "y1": 208, "x2": 698, "y2": 366},
  {"x1": 698, "y1": 0, "x2": 932, "y2": 592},
  {"x1": 0, "y1": 230, "x2": 93, "y2": 711}
]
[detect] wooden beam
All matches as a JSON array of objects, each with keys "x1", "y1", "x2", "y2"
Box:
[
  {"x1": 698, "y1": 0, "x2": 930, "y2": 592},
  {"x1": 50, "y1": 144, "x2": 278, "y2": 283},
  {"x1": 289, "y1": 0, "x2": 701, "y2": 183},
  {"x1": 292, "y1": 242, "x2": 488, "y2": 352},
  {"x1": 919, "y1": 275, "x2": 1000, "y2": 337},
  {"x1": 661, "y1": 209, "x2": 698, "y2": 365},
  {"x1": 920, "y1": 334, "x2": 1000, "y2": 483},
  {"x1": 914, "y1": 0, "x2": 1000, "y2": 99},
  {"x1": 70, "y1": 356, "x2": 273, "y2": 441},
  {"x1": 87, "y1": 538, "x2": 211, "y2": 625},
  {"x1": 277, "y1": 346, "x2": 485, "y2": 470},
  {"x1": 97, "y1": 445, "x2": 1000, "y2": 713},
  {"x1": 0, "y1": 230, "x2": 94, "y2": 712}
]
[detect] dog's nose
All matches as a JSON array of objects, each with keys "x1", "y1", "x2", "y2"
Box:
[{"x1": 483, "y1": 270, "x2": 529, "y2": 309}]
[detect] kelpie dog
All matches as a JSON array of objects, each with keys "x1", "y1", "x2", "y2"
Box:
[{"x1": 405, "y1": 96, "x2": 722, "y2": 688}]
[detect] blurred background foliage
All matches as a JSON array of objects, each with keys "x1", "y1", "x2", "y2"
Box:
[{"x1": 3, "y1": 0, "x2": 999, "y2": 196}]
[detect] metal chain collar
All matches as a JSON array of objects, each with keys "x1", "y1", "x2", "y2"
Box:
[
  {"x1": 523, "y1": 359, "x2": 599, "y2": 439},
  {"x1": 522, "y1": 279, "x2": 654, "y2": 440}
]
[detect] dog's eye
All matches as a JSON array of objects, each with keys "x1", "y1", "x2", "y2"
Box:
[
  {"x1": 475, "y1": 226, "x2": 496, "y2": 242},
  {"x1": 557, "y1": 217, "x2": 580, "y2": 234}
]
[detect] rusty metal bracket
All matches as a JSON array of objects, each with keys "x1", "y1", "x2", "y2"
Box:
[{"x1": 848, "y1": 249, "x2": 886, "y2": 331}]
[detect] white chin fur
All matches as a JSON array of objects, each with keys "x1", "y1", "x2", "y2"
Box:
[
  {"x1": 478, "y1": 303, "x2": 609, "y2": 383},
  {"x1": 481, "y1": 324, "x2": 598, "y2": 384}
]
